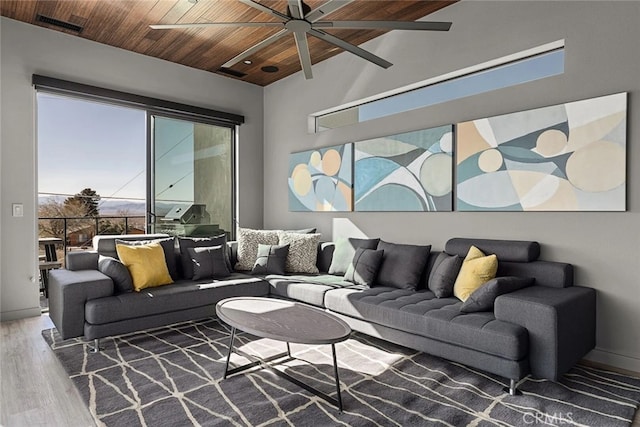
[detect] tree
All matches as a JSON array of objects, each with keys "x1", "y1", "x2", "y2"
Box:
[
  {"x1": 38, "y1": 198, "x2": 87, "y2": 239},
  {"x1": 39, "y1": 188, "x2": 101, "y2": 240},
  {"x1": 98, "y1": 209, "x2": 145, "y2": 235},
  {"x1": 64, "y1": 188, "x2": 101, "y2": 217}
]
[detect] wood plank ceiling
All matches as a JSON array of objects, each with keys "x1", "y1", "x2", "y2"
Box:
[{"x1": 1, "y1": 0, "x2": 455, "y2": 86}]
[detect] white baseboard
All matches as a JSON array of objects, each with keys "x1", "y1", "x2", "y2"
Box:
[
  {"x1": 584, "y1": 348, "x2": 640, "y2": 375},
  {"x1": 0, "y1": 307, "x2": 41, "y2": 322}
]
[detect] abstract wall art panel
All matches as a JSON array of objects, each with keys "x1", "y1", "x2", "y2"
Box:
[
  {"x1": 354, "y1": 125, "x2": 453, "y2": 211},
  {"x1": 456, "y1": 93, "x2": 627, "y2": 211},
  {"x1": 288, "y1": 144, "x2": 353, "y2": 211}
]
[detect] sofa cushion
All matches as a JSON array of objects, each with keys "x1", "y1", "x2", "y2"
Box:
[
  {"x1": 446, "y1": 238, "x2": 540, "y2": 262},
  {"x1": 453, "y1": 246, "x2": 498, "y2": 302},
  {"x1": 328, "y1": 237, "x2": 380, "y2": 275},
  {"x1": 278, "y1": 231, "x2": 321, "y2": 274},
  {"x1": 265, "y1": 274, "x2": 359, "y2": 308},
  {"x1": 98, "y1": 256, "x2": 133, "y2": 294},
  {"x1": 428, "y1": 252, "x2": 463, "y2": 298},
  {"x1": 235, "y1": 228, "x2": 280, "y2": 271},
  {"x1": 187, "y1": 245, "x2": 231, "y2": 280},
  {"x1": 375, "y1": 241, "x2": 431, "y2": 290},
  {"x1": 460, "y1": 276, "x2": 534, "y2": 313},
  {"x1": 324, "y1": 287, "x2": 528, "y2": 360},
  {"x1": 498, "y1": 260, "x2": 573, "y2": 288},
  {"x1": 344, "y1": 248, "x2": 384, "y2": 287},
  {"x1": 252, "y1": 244, "x2": 289, "y2": 275},
  {"x1": 93, "y1": 234, "x2": 170, "y2": 258},
  {"x1": 116, "y1": 242, "x2": 173, "y2": 291},
  {"x1": 179, "y1": 236, "x2": 230, "y2": 279},
  {"x1": 85, "y1": 273, "x2": 269, "y2": 324},
  {"x1": 116, "y1": 237, "x2": 178, "y2": 280}
]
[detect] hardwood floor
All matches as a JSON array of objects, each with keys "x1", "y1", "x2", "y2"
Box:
[
  {"x1": 0, "y1": 314, "x2": 94, "y2": 426},
  {"x1": 1, "y1": 314, "x2": 639, "y2": 427}
]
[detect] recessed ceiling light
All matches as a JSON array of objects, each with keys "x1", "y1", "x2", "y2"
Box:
[
  {"x1": 261, "y1": 66, "x2": 279, "y2": 73},
  {"x1": 243, "y1": 60, "x2": 252, "y2": 65}
]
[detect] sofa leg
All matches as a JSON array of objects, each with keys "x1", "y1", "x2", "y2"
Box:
[
  {"x1": 88, "y1": 338, "x2": 103, "y2": 353},
  {"x1": 503, "y1": 378, "x2": 522, "y2": 396}
]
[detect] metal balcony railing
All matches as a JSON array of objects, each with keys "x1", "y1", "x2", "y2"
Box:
[{"x1": 38, "y1": 215, "x2": 147, "y2": 255}]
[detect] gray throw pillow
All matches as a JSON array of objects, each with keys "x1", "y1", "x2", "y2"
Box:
[
  {"x1": 179, "y1": 235, "x2": 230, "y2": 279},
  {"x1": 187, "y1": 245, "x2": 231, "y2": 280},
  {"x1": 252, "y1": 244, "x2": 289, "y2": 275},
  {"x1": 115, "y1": 237, "x2": 178, "y2": 280},
  {"x1": 460, "y1": 276, "x2": 534, "y2": 313},
  {"x1": 98, "y1": 255, "x2": 133, "y2": 293},
  {"x1": 344, "y1": 248, "x2": 384, "y2": 287},
  {"x1": 328, "y1": 237, "x2": 380, "y2": 275},
  {"x1": 375, "y1": 241, "x2": 431, "y2": 290},
  {"x1": 428, "y1": 252, "x2": 463, "y2": 298}
]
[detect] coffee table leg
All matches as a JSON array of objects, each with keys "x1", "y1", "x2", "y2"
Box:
[
  {"x1": 331, "y1": 343, "x2": 343, "y2": 412},
  {"x1": 221, "y1": 333, "x2": 343, "y2": 412},
  {"x1": 223, "y1": 327, "x2": 236, "y2": 379}
]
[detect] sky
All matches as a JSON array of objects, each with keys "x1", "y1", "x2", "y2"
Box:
[{"x1": 37, "y1": 93, "x2": 147, "y2": 202}]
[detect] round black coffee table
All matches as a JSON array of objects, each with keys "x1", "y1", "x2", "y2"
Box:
[{"x1": 216, "y1": 297, "x2": 351, "y2": 411}]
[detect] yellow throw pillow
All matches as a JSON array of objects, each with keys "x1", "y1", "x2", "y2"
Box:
[
  {"x1": 116, "y1": 242, "x2": 173, "y2": 292},
  {"x1": 453, "y1": 246, "x2": 498, "y2": 302}
]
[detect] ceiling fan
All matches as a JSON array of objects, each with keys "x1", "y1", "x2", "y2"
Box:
[{"x1": 150, "y1": 0, "x2": 452, "y2": 79}]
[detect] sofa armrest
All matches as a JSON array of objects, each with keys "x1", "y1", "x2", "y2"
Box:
[
  {"x1": 494, "y1": 285, "x2": 596, "y2": 381},
  {"x1": 66, "y1": 251, "x2": 99, "y2": 271},
  {"x1": 48, "y1": 269, "x2": 114, "y2": 340}
]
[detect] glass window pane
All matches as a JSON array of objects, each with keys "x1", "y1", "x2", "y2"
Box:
[
  {"x1": 152, "y1": 116, "x2": 234, "y2": 239},
  {"x1": 37, "y1": 93, "x2": 146, "y2": 257},
  {"x1": 315, "y1": 47, "x2": 565, "y2": 131}
]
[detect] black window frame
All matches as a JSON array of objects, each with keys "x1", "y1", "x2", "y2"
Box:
[{"x1": 33, "y1": 74, "x2": 241, "y2": 240}]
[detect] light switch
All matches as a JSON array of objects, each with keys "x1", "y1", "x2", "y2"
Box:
[{"x1": 12, "y1": 203, "x2": 24, "y2": 217}]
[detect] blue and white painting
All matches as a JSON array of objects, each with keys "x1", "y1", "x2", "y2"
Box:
[
  {"x1": 456, "y1": 93, "x2": 627, "y2": 211},
  {"x1": 354, "y1": 126, "x2": 453, "y2": 211},
  {"x1": 288, "y1": 144, "x2": 353, "y2": 211}
]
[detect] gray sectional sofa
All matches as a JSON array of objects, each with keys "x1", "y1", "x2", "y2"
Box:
[{"x1": 48, "y1": 233, "x2": 596, "y2": 395}]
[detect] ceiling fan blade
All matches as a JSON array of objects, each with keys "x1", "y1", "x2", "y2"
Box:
[
  {"x1": 287, "y1": 0, "x2": 304, "y2": 19},
  {"x1": 305, "y1": 0, "x2": 355, "y2": 22},
  {"x1": 239, "y1": 0, "x2": 289, "y2": 21},
  {"x1": 309, "y1": 29, "x2": 392, "y2": 69},
  {"x1": 222, "y1": 28, "x2": 290, "y2": 68},
  {"x1": 293, "y1": 32, "x2": 313, "y2": 79},
  {"x1": 313, "y1": 20, "x2": 452, "y2": 31},
  {"x1": 150, "y1": 22, "x2": 285, "y2": 30}
]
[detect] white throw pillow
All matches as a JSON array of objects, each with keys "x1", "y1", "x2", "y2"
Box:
[
  {"x1": 235, "y1": 228, "x2": 280, "y2": 271},
  {"x1": 278, "y1": 231, "x2": 321, "y2": 274}
]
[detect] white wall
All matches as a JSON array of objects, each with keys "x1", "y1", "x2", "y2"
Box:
[
  {"x1": 0, "y1": 17, "x2": 264, "y2": 321},
  {"x1": 264, "y1": 1, "x2": 640, "y2": 371}
]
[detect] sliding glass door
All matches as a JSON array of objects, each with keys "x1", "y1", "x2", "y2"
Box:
[{"x1": 149, "y1": 114, "x2": 235, "y2": 239}]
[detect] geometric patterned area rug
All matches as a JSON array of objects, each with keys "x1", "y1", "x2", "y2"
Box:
[{"x1": 43, "y1": 318, "x2": 640, "y2": 427}]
